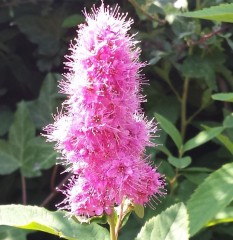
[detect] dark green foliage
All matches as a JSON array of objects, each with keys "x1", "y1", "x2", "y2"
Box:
[{"x1": 0, "y1": 0, "x2": 233, "y2": 239}]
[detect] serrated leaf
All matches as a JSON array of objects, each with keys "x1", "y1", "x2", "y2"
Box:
[
  {"x1": 1, "y1": 101, "x2": 57, "y2": 177},
  {"x1": 7, "y1": 102, "x2": 41, "y2": 177},
  {"x1": 183, "y1": 126, "x2": 224, "y2": 152},
  {"x1": 27, "y1": 73, "x2": 62, "y2": 129},
  {"x1": 212, "y1": 92, "x2": 233, "y2": 102},
  {"x1": 0, "y1": 205, "x2": 110, "y2": 240},
  {"x1": 155, "y1": 112, "x2": 182, "y2": 150},
  {"x1": 187, "y1": 162, "x2": 233, "y2": 236},
  {"x1": 0, "y1": 140, "x2": 19, "y2": 175},
  {"x1": 168, "y1": 156, "x2": 192, "y2": 169},
  {"x1": 180, "y1": 3, "x2": 233, "y2": 23},
  {"x1": 135, "y1": 203, "x2": 189, "y2": 240},
  {"x1": 9, "y1": 102, "x2": 35, "y2": 145}
]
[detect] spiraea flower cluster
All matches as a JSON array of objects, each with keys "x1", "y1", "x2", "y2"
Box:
[{"x1": 45, "y1": 3, "x2": 164, "y2": 217}]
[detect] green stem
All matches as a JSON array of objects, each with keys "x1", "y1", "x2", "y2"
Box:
[
  {"x1": 108, "y1": 210, "x2": 117, "y2": 240},
  {"x1": 180, "y1": 77, "x2": 189, "y2": 140},
  {"x1": 21, "y1": 174, "x2": 27, "y2": 205},
  {"x1": 115, "y1": 201, "x2": 124, "y2": 239},
  {"x1": 187, "y1": 106, "x2": 204, "y2": 125},
  {"x1": 180, "y1": 46, "x2": 193, "y2": 141},
  {"x1": 154, "y1": 66, "x2": 181, "y2": 102},
  {"x1": 196, "y1": 0, "x2": 201, "y2": 10},
  {"x1": 167, "y1": 79, "x2": 182, "y2": 102}
]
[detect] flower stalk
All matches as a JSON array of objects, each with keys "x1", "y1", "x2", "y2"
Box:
[{"x1": 108, "y1": 210, "x2": 117, "y2": 240}]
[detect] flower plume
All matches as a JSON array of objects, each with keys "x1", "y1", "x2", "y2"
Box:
[{"x1": 45, "y1": 2, "x2": 165, "y2": 217}]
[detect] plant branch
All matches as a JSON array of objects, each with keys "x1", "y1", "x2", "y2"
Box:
[
  {"x1": 128, "y1": 0, "x2": 166, "y2": 24},
  {"x1": 187, "y1": 106, "x2": 205, "y2": 125},
  {"x1": 40, "y1": 173, "x2": 72, "y2": 207},
  {"x1": 167, "y1": 79, "x2": 182, "y2": 102},
  {"x1": 180, "y1": 77, "x2": 189, "y2": 140},
  {"x1": 187, "y1": 26, "x2": 228, "y2": 47},
  {"x1": 180, "y1": 46, "x2": 193, "y2": 140},
  {"x1": 21, "y1": 174, "x2": 27, "y2": 205},
  {"x1": 154, "y1": 66, "x2": 181, "y2": 102},
  {"x1": 50, "y1": 165, "x2": 58, "y2": 191}
]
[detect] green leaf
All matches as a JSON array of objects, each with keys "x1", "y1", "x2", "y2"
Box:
[
  {"x1": 27, "y1": 73, "x2": 62, "y2": 129},
  {"x1": 216, "y1": 133, "x2": 233, "y2": 155},
  {"x1": 181, "y1": 167, "x2": 212, "y2": 173},
  {"x1": 177, "y1": 180, "x2": 197, "y2": 202},
  {"x1": 183, "y1": 126, "x2": 224, "y2": 152},
  {"x1": 62, "y1": 14, "x2": 84, "y2": 28},
  {"x1": 181, "y1": 56, "x2": 216, "y2": 90},
  {"x1": 0, "y1": 106, "x2": 13, "y2": 136},
  {"x1": 33, "y1": 136, "x2": 57, "y2": 170},
  {"x1": 0, "y1": 140, "x2": 19, "y2": 175},
  {"x1": 212, "y1": 92, "x2": 233, "y2": 102},
  {"x1": 206, "y1": 206, "x2": 233, "y2": 227},
  {"x1": 180, "y1": 167, "x2": 211, "y2": 184},
  {"x1": 16, "y1": 13, "x2": 63, "y2": 56},
  {"x1": 0, "y1": 205, "x2": 110, "y2": 240},
  {"x1": 135, "y1": 203, "x2": 189, "y2": 240},
  {"x1": 8, "y1": 102, "x2": 40, "y2": 177},
  {"x1": 134, "y1": 204, "x2": 144, "y2": 219},
  {"x1": 182, "y1": 172, "x2": 209, "y2": 185},
  {"x1": 187, "y1": 162, "x2": 233, "y2": 236},
  {"x1": 156, "y1": 145, "x2": 172, "y2": 156},
  {"x1": 15, "y1": 10, "x2": 65, "y2": 71},
  {"x1": 203, "y1": 125, "x2": 233, "y2": 155},
  {"x1": 223, "y1": 114, "x2": 233, "y2": 128},
  {"x1": 0, "y1": 226, "x2": 29, "y2": 240},
  {"x1": 154, "y1": 112, "x2": 182, "y2": 150},
  {"x1": 9, "y1": 102, "x2": 35, "y2": 147},
  {"x1": 168, "y1": 156, "x2": 192, "y2": 169},
  {"x1": 0, "y1": 101, "x2": 57, "y2": 177},
  {"x1": 180, "y1": 3, "x2": 233, "y2": 23}
]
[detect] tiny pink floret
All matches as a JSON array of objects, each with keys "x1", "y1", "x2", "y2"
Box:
[{"x1": 45, "y1": 3, "x2": 165, "y2": 217}]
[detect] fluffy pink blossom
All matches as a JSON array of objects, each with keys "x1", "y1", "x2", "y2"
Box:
[{"x1": 45, "y1": 3, "x2": 165, "y2": 217}]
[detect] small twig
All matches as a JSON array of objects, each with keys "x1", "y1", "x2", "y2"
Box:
[
  {"x1": 128, "y1": 0, "x2": 166, "y2": 25},
  {"x1": 187, "y1": 106, "x2": 205, "y2": 125},
  {"x1": 40, "y1": 173, "x2": 72, "y2": 207},
  {"x1": 21, "y1": 174, "x2": 27, "y2": 205},
  {"x1": 50, "y1": 165, "x2": 59, "y2": 191},
  {"x1": 174, "y1": 25, "x2": 228, "y2": 52},
  {"x1": 187, "y1": 25, "x2": 228, "y2": 47}
]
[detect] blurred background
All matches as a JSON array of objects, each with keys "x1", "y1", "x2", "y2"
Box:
[{"x1": 0, "y1": 0, "x2": 233, "y2": 239}]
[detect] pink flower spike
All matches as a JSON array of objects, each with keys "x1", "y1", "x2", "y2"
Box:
[{"x1": 44, "y1": 2, "x2": 165, "y2": 218}]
